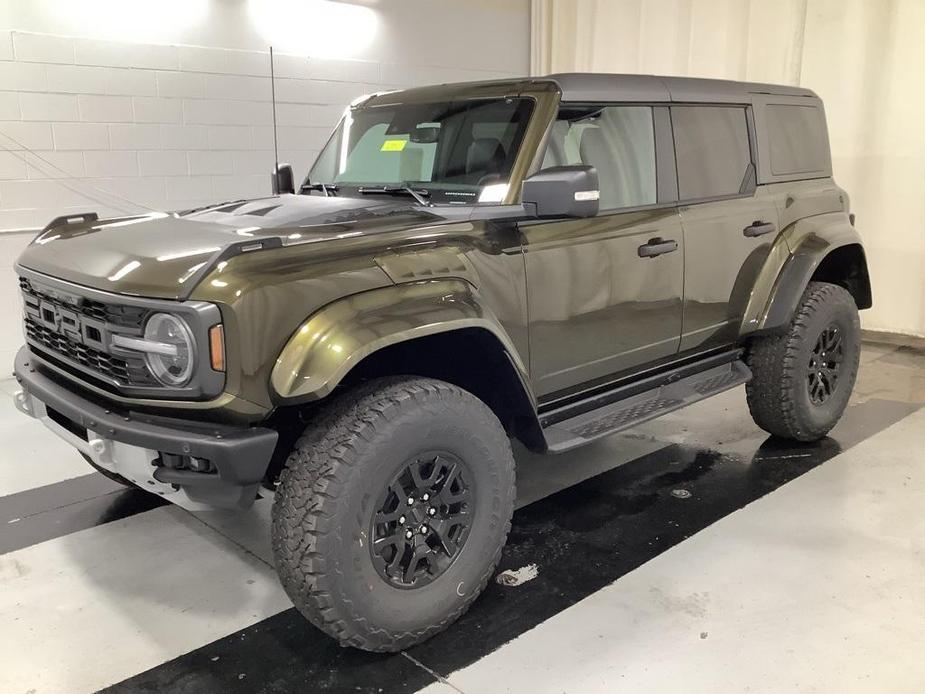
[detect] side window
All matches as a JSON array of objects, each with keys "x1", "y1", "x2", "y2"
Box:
[
  {"x1": 765, "y1": 104, "x2": 827, "y2": 176},
  {"x1": 542, "y1": 105, "x2": 656, "y2": 211},
  {"x1": 672, "y1": 106, "x2": 751, "y2": 200}
]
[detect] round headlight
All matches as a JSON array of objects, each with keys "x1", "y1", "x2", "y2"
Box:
[{"x1": 143, "y1": 313, "x2": 195, "y2": 386}]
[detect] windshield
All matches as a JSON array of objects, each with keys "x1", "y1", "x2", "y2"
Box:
[{"x1": 307, "y1": 97, "x2": 535, "y2": 204}]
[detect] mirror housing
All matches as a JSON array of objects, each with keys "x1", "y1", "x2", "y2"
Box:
[
  {"x1": 410, "y1": 126, "x2": 440, "y2": 144},
  {"x1": 271, "y1": 163, "x2": 295, "y2": 195},
  {"x1": 521, "y1": 165, "x2": 600, "y2": 219}
]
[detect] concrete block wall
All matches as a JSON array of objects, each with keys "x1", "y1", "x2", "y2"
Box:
[
  {"x1": 0, "y1": 5, "x2": 528, "y2": 368},
  {"x1": 0, "y1": 30, "x2": 519, "y2": 232}
]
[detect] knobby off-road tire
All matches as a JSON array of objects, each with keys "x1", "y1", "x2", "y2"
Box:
[
  {"x1": 746, "y1": 281, "x2": 860, "y2": 441},
  {"x1": 271, "y1": 376, "x2": 516, "y2": 652}
]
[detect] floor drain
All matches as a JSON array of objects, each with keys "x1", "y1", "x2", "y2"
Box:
[{"x1": 671, "y1": 489, "x2": 692, "y2": 499}]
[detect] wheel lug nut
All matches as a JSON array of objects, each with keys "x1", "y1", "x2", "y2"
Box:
[
  {"x1": 428, "y1": 507, "x2": 436, "y2": 516},
  {"x1": 422, "y1": 493, "x2": 430, "y2": 501},
  {"x1": 398, "y1": 515, "x2": 406, "y2": 524},
  {"x1": 405, "y1": 530, "x2": 413, "y2": 539},
  {"x1": 419, "y1": 525, "x2": 428, "y2": 534},
  {"x1": 407, "y1": 497, "x2": 414, "y2": 505}
]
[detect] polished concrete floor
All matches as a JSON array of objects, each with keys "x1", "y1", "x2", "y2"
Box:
[{"x1": 0, "y1": 339, "x2": 922, "y2": 693}]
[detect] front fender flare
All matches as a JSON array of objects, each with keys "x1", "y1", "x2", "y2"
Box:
[{"x1": 271, "y1": 279, "x2": 528, "y2": 402}]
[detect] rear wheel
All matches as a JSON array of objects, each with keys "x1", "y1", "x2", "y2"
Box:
[
  {"x1": 746, "y1": 281, "x2": 860, "y2": 441},
  {"x1": 271, "y1": 376, "x2": 516, "y2": 652}
]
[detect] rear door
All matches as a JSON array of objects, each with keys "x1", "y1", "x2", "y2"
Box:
[
  {"x1": 522, "y1": 104, "x2": 684, "y2": 398},
  {"x1": 672, "y1": 105, "x2": 780, "y2": 352}
]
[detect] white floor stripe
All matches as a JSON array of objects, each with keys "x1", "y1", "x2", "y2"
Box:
[
  {"x1": 0, "y1": 506, "x2": 291, "y2": 694},
  {"x1": 419, "y1": 408, "x2": 925, "y2": 694},
  {"x1": 1, "y1": 343, "x2": 915, "y2": 693}
]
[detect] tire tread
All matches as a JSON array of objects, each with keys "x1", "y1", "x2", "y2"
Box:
[
  {"x1": 746, "y1": 281, "x2": 859, "y2": 441},
  {"x1": 271, "y1": 377, "x2": 515, "y2": 652}
]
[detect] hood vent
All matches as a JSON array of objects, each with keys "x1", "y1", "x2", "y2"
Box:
[
  {"x1": 243, "y1": 204, "x2": 281, "y2": 217},
  {"x1": 212, "y1": 201, "x2": 248, "y2": 213}
]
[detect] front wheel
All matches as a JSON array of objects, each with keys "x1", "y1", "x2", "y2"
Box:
[
  {"x1": 746, "y1": 281, "x2": 860, "y2": 441},
  {"x1": 271, "y1": 377, "x2": 516, "y2": 652}
]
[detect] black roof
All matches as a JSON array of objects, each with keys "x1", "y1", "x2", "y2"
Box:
[
  {"x1": 366, "y1": 73, "x2": 819, "y2": 108},
  {"x1": 542, "y1": 73, "x2": 817, "y2": 103}
]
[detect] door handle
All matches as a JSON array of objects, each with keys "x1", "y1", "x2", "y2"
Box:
[
  {"x1": 743, "y1": 220, "x2": 776, "y2": 237},
  {"x1": 637, "y1": 238, "x2": 678, "y2": 258}
]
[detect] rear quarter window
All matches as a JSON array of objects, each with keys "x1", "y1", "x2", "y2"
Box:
[{"x1": 766, "y1": 104, "x2": 828, "y2": 176}]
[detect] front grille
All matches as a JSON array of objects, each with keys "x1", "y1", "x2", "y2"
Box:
[
  {"x1": 24, "y1": 317, "x2": 158, "y2": 387},
  {"x1": 20, "y1": 276, "x2": 159, "y2": 388},
  {"x1": 20, "y1": 277, "x2": 147, "y2": 329}
]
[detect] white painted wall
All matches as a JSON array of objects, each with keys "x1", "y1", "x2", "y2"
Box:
[
  {"x1": 0, "y1": 0, "x2": 529, "y2": 368},
  {"x1": 532, "y1": 0, "x2": 925, "y2": 338},
  {"x1": 0, "y1": 0, "x2": 529, "y2": 231}
]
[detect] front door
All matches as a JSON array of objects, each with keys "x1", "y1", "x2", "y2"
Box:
[
  {"x1": 522, "y1": 104, "x2": 683, "y2": 399},
  {"x1": 670, "y1": 105, "x2": 781, "y2": 351}
]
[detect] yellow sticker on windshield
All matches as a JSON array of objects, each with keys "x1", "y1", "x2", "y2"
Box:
[{"x1": 381, "y1": 139, "x2": 407, "y2": 152}]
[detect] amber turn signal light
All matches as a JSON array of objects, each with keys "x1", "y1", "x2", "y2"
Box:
[{"x1": 209, "y1": 324, "x2": 225, "y2": 372}]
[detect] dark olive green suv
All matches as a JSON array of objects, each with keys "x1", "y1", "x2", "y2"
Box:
[{"x1": 12, "y1": 74, "x2": 870, "y2": 651}]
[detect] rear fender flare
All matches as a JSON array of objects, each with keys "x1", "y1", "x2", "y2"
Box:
[{"x1": 742, "y1": 212, "x2": 868, "y2": 335}]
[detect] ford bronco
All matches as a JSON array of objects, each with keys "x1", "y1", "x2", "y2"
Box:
[{"x1": 12, "y1": 74, "x2": 870, "y2": 651}]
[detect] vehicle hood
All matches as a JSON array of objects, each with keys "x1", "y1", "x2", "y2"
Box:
[{"x1": 17, "y1": 194, "x2": 453, "y2": 300}]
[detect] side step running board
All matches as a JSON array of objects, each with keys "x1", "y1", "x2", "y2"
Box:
[{"x1": 542, "y1": 360, "x2": 752, "y2": 453}]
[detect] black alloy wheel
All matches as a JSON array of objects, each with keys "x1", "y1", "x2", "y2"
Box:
[
  {"x1": 371, "y1": 451, "x2": 472, "y2": 588},
  {"x1": 807, "y1": 324, "x2": 844, "y2": 405}
]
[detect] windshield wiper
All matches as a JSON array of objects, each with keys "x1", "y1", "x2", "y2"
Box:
[
  {"x1": 358, "y1": 185, "x2": 430, "y2": 206},
  {"x1": 299, "y1": 182, "x2": 339, "y2": 197}
]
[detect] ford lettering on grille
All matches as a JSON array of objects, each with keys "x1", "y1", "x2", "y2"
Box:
[{"x1": 20, "y1": 276, "x2": 157, "y2": 389}]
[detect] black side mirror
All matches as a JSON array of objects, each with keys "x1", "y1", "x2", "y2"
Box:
[
  {"x1": 521, "y1": 165, "x2": 599, "y2": 219},
  {"x1": 271, "y1": 163, "x2": 295, "y2": 195}
]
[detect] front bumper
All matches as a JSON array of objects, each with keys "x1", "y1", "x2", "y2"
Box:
[{"x1": 13, "y1": 346, "x2": 278, "y2": 509}]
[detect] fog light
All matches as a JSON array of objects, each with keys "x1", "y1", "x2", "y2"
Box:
[
  {"x1": 160, "y1": 452, "x2": 185, "y2": 469},
  {"x1": 189, "y1": 457, "x2": 214, "y2": 473}
]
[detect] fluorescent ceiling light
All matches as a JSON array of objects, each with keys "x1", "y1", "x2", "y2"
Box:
[
  {"x1": 38, "y1": 0, "x2": 208, "y2": 43},
  {"x1": 248, "y1": 0, "x2": 378, "y2": 58}
]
